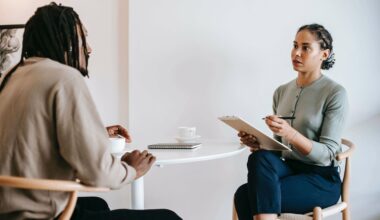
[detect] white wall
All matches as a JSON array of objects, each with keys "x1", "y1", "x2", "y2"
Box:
[
  {"x1": 2, "y1": 0, "x2": 380, "y2": 219},
  {"x1": 129, "y1": 0, "x2": 380, "y2": 219}
]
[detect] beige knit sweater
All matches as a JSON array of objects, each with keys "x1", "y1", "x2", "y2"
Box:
[{"x1": 0, "y1": 57, "x2": 135, "y2": 219}]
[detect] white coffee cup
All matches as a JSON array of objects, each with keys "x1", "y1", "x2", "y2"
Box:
[
  {"x1": 178, "y1": 127, "x2": 196, "y2": 139},
  {"x1": 109, "y1": 137, "x2": 126, "y2": 153}
]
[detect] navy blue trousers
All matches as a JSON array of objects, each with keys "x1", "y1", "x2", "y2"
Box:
[{"x1": 234, "y1": 150, "x2": 341, "y2": 220}]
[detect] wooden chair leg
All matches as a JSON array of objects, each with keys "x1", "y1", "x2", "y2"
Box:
[
  {"x1": 313, "y1": 207, "x2": 322, "y2": 220},
  {"x1": 59, "y1": 191, "x2": 78, "y2": 220},
  {"x1": 342, "y1": 205, "x2": 350, "y2": 220}
]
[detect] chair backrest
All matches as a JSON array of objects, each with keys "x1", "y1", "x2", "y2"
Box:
[
  {"x1": 0, "y1": 176, "x2": 109, "y2": 220},
  {"x1": 279, "y1": 138, "x2": 356, "y2": 220},
  {"x1": 315, "y1": 138, "x2": 355, "y2": 220},
  {"x1": 336, "y1": 138, "x2": 355, "y2": 220}
]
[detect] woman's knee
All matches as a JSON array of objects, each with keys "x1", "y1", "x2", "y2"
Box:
[
  {"x1": 247, "y1": 150, "x2": 277, "y2": 170},
  {"x1": 234, "y1": 184, "x2": 248, "y2": 207}
]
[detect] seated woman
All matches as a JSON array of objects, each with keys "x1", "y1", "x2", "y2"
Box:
[{"x1": 234, "y1": 23, "x2": 348, "y2": 220}]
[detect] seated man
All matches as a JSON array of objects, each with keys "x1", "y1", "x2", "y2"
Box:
[{"x1": 0, "y1": 2, "x2": 181, "y2": 220}]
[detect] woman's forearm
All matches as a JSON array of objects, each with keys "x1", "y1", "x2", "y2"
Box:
[{"x1": 285, "y1": 129, "x2": 313, "y2": 155}]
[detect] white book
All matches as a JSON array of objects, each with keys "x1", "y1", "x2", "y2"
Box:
[{"x1": 148, "y1": 143, "x2": 202, "y2": 149}]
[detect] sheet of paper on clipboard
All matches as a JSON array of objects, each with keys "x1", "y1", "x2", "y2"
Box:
[{"x1": 219, "y1": 116, "x2": 292, "y2": 151}]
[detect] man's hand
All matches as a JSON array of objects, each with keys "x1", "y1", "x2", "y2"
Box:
[
  {"x1": 106, "y1": 125, "x2": 132, "y2": 143},
  {"x1": 121, "y1": 150, "x2": 156, "y2": 179},
  {"x1": 238, "y1": 131, "x2": 260, "y2": 152}
]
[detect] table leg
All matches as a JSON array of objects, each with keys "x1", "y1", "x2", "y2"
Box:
[{"x1": 131, "y1": 177, "x2": 144, "y2": 209}]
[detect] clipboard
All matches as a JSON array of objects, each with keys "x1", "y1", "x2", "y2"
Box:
[{"x1": 219, "y1": 116, "x2": 292, "y2": 151}]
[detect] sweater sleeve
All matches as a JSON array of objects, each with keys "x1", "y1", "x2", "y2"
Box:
[
  {"x1": 53, "y1": 73, "x2": 136, "y2": 189},
  {"x1": 305, "y1": 86, "x2": 349, "y2": 166}
]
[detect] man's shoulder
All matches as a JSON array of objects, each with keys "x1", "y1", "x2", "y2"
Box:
[
  {"x1": 35, "y1": 58, "x2": 83, "y2": 81},
  {"x1": 20, "y1": 58, "x2": 86, "y2": 92}
]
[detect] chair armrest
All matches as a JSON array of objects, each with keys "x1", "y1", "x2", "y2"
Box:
[
  {"x1": 0, "y1": 176, "x2": 109, "y2": 192},
  {"x1": 336, "y1": 139, "x2": 355, "y2": 161}
]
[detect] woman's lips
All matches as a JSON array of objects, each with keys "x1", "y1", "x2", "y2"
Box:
[{"x1": 292, "y1": 60, "x2": 303, "y2": 66}]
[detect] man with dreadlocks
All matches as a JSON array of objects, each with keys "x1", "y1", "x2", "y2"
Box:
[{"x1": 0, "y1": 3, "x2": 181, "y2": 220}]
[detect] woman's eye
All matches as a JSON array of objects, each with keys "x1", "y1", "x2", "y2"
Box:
[
  {"x1": 302, "y1": 46, "x2": 310, "y2": 51},
  {"x1": 293, "y1": 44, "x2": 298, "y2": 49}
]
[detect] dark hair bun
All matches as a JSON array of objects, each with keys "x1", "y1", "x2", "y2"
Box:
[{"x1": 322, "y1": 52, "x2": 335, "y2": 70}]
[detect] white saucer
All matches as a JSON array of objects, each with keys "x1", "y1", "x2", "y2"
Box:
[{"x1": 175, "y1": 135, "x2": 201, "y2": 143}]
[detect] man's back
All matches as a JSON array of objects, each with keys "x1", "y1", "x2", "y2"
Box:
[{"x1": 0, "y1": 57, "x2": 133, "y2": 219}]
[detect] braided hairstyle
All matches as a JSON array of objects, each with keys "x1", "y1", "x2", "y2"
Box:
[
  {"x1": 0, "y1": 2, "x2": 89, "y2": 92},
  {"x1": 298, "y1": 24, "x2": 335, "y2": 70}
]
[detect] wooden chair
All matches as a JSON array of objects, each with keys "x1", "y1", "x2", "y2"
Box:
[
  {"x1": 0, "y1": 176, "x2": 110, "y2": 220},
  {"x1": 232, "y1": 138, "x2": 355, "y2": 220}
]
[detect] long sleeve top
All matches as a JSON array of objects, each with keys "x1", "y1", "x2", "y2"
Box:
[
  {"x1": 273, "y1": 75, "x2": 348, "y2": 167},
  {"x1": 0, "y1": 57, "x2": 136, "y2": 219}
]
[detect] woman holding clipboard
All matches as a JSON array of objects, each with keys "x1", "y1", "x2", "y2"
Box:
[{"x1": 234, "y1": 24, "x2": 348, "y2": 220}]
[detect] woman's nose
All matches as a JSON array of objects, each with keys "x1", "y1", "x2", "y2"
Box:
[
  {"x1": 294, "y1": 48, "x2": 301, "y2": 57},
  {"x1": 86, "y1": 43, "x2": 92, "y2": 54}
]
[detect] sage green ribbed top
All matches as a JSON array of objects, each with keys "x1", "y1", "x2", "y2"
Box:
[{"x1": 273, "y1": 74, "x2": 348, "y2": 166}]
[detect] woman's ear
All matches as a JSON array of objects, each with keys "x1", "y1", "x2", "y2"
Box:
[{"x1": 321, "y1": 49, "x2": 330, "y2": 61}]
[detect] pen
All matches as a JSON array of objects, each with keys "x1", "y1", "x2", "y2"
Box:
[{"x1": 262, "y1": 116, "x2": 296, "y2": 120}]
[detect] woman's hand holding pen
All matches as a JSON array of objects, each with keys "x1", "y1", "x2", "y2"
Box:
[
  {"x1": 264, "y1": 115, "x2": 313, "y2": 155},
  {"x1": 238, "y1": 131, "x2": 260, "y2": 152},
  {"x1": 264, "y1": 115, "x2": 297, "y2": 142}
]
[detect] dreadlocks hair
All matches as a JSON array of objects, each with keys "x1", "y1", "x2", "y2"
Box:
[
  {"x1": 0, "y1": 2, "x2": 89, "y2": 92},
  {"x1": 298, "y1": 23, "x2": 335, "y2": 70}
]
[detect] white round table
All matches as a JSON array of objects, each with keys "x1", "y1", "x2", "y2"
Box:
[{"x1": 121, "y1": 140, "x2": 247, "y2": 209}]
